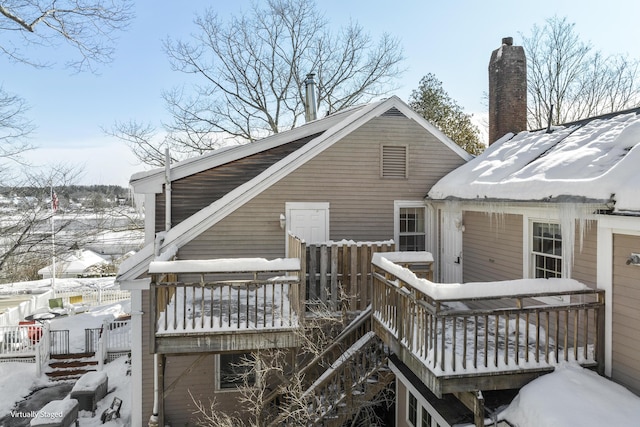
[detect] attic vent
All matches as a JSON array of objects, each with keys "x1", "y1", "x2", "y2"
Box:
[
  {"x1": 381, "y1": 145, "x2": 408, "y2": 178},
  {"x1": 382, "y1": 107, "x2": 407, "y2": 118}
]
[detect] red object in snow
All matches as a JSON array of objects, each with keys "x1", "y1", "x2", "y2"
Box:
[{"x1": 19, "y1": 320, "x2": 43, "y2": 344}]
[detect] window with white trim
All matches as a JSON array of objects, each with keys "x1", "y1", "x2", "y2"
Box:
[
  {"x1": 399, "y1": 207, "x2": 426, "y2": 251},
  {"x1": 421, "y1": 406, "x2": 432, "y2": 427},
  {"x1": 531, "y1": 221, "x2": 562, "y2": 278},
  {"x1": 408, "y1": 391, "x2": 418, "y2": 426},
  {"x1": 217, "y1": 352, "x2": 256, "y2": 390}
]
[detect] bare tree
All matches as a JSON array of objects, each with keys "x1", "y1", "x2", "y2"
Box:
[
  {"x1": 0, "y1": 165, "x2": 144, "y2": 283},
  {"x1": 522, "y1": 16, "x2": 640, "y2": 129},
  {"x1": 0, "y1": 0, "x2": 133, "y2": 72},
  {"x1": 112, "y1": 0, "x2": 404, "y2": 166},
  {"x1": 0, "y1": 86, "x2": 35, "y2": 172},
  {"x1": 0, "y1": 165, "x2": 82, "y2": 282},
  {"x1": 190, "y1": 304, "x2": 392, "y2": 427}
]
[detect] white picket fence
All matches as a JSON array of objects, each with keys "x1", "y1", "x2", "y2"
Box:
[
  {"x1": 0, "y1": 323, "x2": 51, "y2": 375},
  {"x1": 53, "y1": 289, "x2": 131, "y2": 307},
  {"x1": 0, "y1": 288, "x2": 130, "y2": 327}
]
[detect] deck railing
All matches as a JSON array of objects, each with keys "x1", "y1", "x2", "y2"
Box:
[
  {"x1": 149, "y1": 258, "x2": 302, "y2": 335},
  {"x1": 287, "y1": 233, "x2": 395, "y2": 312},
  {"x1": 371, "y1": 252, "x2": 605, "y2": 377}
]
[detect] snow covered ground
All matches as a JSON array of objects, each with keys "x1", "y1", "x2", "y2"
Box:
[
  {"x1": 0, "y1": 278, "x2": 131, "y2": 426},
  {"x1": 499, "y1": 363, "x2": 640, "y2": 426}
]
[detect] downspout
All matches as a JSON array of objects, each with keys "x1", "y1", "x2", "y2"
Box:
[
  {"x1": 149, "y1": 149, "x2": 172, "y2": 427},
  {"x1": 164, "y1": 148, "x2": 172, "y2": 232}
]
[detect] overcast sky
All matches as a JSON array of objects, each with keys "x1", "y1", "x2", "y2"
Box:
[{"x1": 5, "y1": 0, "x2": 640, "y2": 186}]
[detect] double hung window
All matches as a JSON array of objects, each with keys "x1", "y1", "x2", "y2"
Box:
[
  {"x1": 399, "y1": 207, "x2": 426, "y2": 251},
  {"x1": 531, "y1": 221, "x2": 562, "y2": 278}
]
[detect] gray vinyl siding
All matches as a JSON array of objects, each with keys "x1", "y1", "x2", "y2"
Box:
[
  {"x1": 612, "y1": 233, "x2": 640, "y2": 394},
  {"x1": 462, "y1": 211, "x2": 523, "y2": 283},
  {"x1": 571, "y1": 220, "x2": 597, "y2": 289},
  {"x1": 163, "y1": 354, "x2": 219, "y2": 426},
  {"x1": 181, "y1": 115, "x2": 467, "y2": 260}
]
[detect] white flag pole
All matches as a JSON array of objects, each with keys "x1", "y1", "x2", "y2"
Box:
[{"x1": 50, "y1": 185, "x2": 57, "y2": 291}]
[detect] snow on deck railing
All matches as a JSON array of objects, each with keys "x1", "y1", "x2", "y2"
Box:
[
  {"x1": 151, "y1": 258, "x2": 302, "y2": 335},
  {"x1": 371, "y1": 252, "x2": 605, "y2": 378}
]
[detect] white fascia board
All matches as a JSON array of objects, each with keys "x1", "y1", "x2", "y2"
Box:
[
  {"x1": 115, "y1": 243, "x2": 154, "y2": 283},
  {"x1": 129, "y1": 110, "x2": 363, "y2": 194},
  {"x1": 117, "y1": 277, "x2": 151, "y2": 290}
]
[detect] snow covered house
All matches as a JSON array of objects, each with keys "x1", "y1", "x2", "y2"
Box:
[
  {"x1": 426, "y1": 106, "x2": 640, "y2": 391},
  {"x1": 115, "y1": 94, "x2": 473, "y2": 426},
  {"x1": 38, "y1": 249, "x2": 111, "y2": 279}
]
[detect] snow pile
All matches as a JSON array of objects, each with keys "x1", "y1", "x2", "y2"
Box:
[
  {"x1": 29, "y1": 398, "x2": 79, "y2": 426},
  {"x1": 499, "y1": 363, "x2": 640, "y2": 426},
  {"x1": 72, "y1": 371, "x2": 107, "y2": 392},
  {"x1": 0, "y1": 363, "x2": 48, "y2": 415},
  {"x1": 428, "y1": 111, "x2": 640, "y2": 212}
]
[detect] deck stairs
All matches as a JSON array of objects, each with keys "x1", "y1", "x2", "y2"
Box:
[
  {"x1": 45, "y1": 352, "x2": 99, "y2": 381},
  {"x1": 266, "y1": 307, "x2": 393, "y2": 426}
]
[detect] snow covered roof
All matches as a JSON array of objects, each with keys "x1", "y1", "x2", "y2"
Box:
[
  {"x1": 428, "y1": 108, "x2": 640, "y2": 213},
  {"x1": 117, "y1": 97, "x2": 471, "y2": 285},
  {"x1": 38, "y1": 249, "x2": 109, "y2": 276}
]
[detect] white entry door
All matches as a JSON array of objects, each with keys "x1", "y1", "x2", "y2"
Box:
[
  {"x1": 286, "y1": 202, "x2": 330, "y2": 244},
  {"x1": 440, "y1": 207, "x2": 463, "y2": 283}
]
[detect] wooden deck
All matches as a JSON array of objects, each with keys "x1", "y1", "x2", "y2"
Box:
[
  {"x1": 371, "y1": 252, "x2": 605, "y2": 397},
  {"x1": 149, "y1": 258, "x2": 303, "y2": 353}
]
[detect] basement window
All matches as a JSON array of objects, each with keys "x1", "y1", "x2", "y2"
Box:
[
  {"x1": 217, "y1": 352, "x2": 256, "y2": 390},
  {"x1": 381, "y1": 145, "x2": 408, "y2": 178}
]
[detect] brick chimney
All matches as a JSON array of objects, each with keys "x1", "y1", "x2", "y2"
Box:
[{"x1": 488, "y1": 37, "x2": 527, "y2": 144}]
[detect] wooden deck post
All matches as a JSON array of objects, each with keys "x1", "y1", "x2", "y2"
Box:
[
  {"x1": 596, "y1": 292, "x2": 606, "y2": 375},
  {"x1": 157, "y1": 353, "x2": 165, "y2": 427},
  {"x1": 454, "y1": 390, "x2": 485, "y2": 427}
]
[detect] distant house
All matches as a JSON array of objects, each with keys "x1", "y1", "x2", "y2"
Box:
[
  {"x1": 39, "y1": 249, "x2": 111, "y2": 279},
  {"x1": 116, "y1": 94, "x2": 472, "y2": 426}
]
